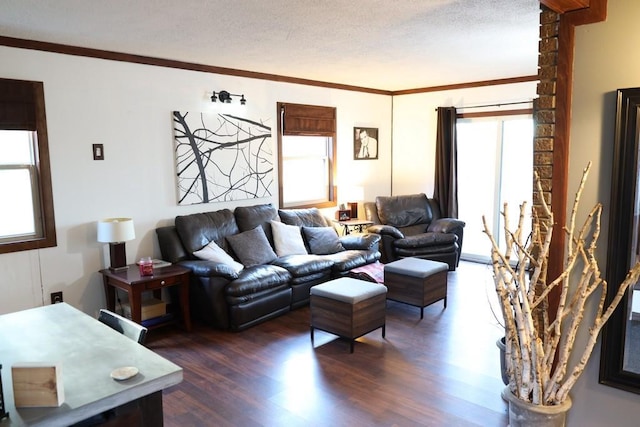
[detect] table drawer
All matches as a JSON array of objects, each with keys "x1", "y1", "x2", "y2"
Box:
[{"x1": 145, "y1": 275, "x2": 180, "y2": 290}]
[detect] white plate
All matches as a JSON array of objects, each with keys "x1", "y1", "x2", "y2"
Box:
[{"x1": 110, "y1": 366, "x2": 139, "y2": 381}]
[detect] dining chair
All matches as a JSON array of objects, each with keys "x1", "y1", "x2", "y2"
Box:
[{"x1": 98, "y1": 309, "x2": 148, "y2": 344}]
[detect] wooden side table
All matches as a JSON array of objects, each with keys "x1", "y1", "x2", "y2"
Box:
[{"x1": 100, "y1": 264, "x2": 192, "y2": 331}]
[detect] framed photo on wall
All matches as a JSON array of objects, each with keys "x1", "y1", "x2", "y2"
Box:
[{"x1": 354, "y1": 127, "x2": 378, "y2": 160}]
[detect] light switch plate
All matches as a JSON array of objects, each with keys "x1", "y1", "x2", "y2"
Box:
[{"x1": 92, "y1": 144, "x2": 104, "y2": 160}]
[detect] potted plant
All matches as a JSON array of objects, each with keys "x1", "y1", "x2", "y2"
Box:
[{"x1": 483, "y1": 163, "x2": 640, "y2": 426}]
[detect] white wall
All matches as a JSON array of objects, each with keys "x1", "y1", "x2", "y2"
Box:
[
  {"x1": 0, "y1": 46, "x2": 391, "y2": 316},
  {"x1": 391, "y1": 81, "x2": 537, "y2": 196},
  {"x1": 564, "y1": 1, "x2": 640, "y2": 425},
  {"x1": 0, "y1": 45, "x2": 537, "y2": 317}
]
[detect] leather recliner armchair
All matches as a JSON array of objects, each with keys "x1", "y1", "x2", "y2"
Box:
[{"x1": 364, "y1": 193, "x2": 465, "y2": 270}]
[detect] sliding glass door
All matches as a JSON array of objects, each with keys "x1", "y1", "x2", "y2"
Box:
[{"x1": 457, "y1": 115, "x2": 533, "y2": 263}]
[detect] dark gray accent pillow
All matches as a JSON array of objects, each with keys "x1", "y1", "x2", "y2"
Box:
[
  {"x1": 226, "y1": 226, "x2": 277, "y2": 267},
  {"x1": 302, "y1": 226, "x2": 345, "y2": 255},
  {"x1": 234, "y1": 204, "x2": 279, "y2": 245}
]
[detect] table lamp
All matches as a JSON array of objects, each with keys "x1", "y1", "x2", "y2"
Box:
[{"x1": 97, "y1": 218, "x2": 135, "y2": 271}]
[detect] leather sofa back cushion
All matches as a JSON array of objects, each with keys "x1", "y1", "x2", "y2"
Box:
[
  {"x1": 175, "y1": 209, "x2": 239, "y2": 254},
  {"x1": 235, "y1": 204, "x2": 279, "y2": 244},
  {"x1": 226, "y1": 226, "x2": 278, "y2": 267},
  {"x1": 279, "y1": 208, "x2": 329, "y2": 227},
  {"x1": 376, "y1": 193, "x2": 433, "y2": 228},
  {"x1": 156, "y1": 226, "x2": 189, "y2": 263}
]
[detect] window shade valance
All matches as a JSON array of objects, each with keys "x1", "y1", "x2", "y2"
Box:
[
  {"x1": 0, "y1": 78, "x2": 40, "y2": 131},
  {"x1": 281, "y1": 103, "x2": 336, "y2": 136}
]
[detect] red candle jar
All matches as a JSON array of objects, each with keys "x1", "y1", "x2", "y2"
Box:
[{"x1": 139, "y1": 257, "x2": 154, "y2": 276}]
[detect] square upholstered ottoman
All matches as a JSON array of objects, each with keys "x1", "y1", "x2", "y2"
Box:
[
  {"x1": 384, "y1": 257, "x2": 448, "y2": 318},
  {"x1": 310, "y1": 277, "x2": 387, "y2": 353}
]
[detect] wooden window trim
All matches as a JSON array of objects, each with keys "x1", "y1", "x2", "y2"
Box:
[
  {"x1": 277, "y1": 102, "x2": 337, "y2": 209},
  {"x1": 0, "y1": 78, "x2": 57, "y2": 254}
]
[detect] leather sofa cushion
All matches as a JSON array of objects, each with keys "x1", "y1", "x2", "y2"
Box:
[
  {"x1": 289, "y1": 271, "x2": 330, "y2": 285},
  {"x1": 279, "y1": 208, "x2": 328, "y2": 227},
  {"x1": 323, "y1": 249, "x2": 381, "y2": 273},
  {"x1": 234, "y1": 204, "x2": 279, "y2": 244},
  {"x1": 376, "y1": 193, "x2": 433, "y2": 228},
  {"x1": 179, "y1": 259, "x2": 239, "y2": 280},
  {"x1": 394, "y1": 232, "x2": 457, "y2": 249},
  {"x1": 271, "y1": 254, "x2": 334, "y2": 277},
  {"x1": 395, "y1": 243, "x2": 458, "y2": 257},
  {"x1": 156, "y1": 226, "x2": 189, "y2": 263},
  {"x1": 227, "y1": 226, "x2": 278, "y2": 267},
  {"x1": 428, "y1": 217, "x2": 466, "y2": 233},
  {"x1": 175, "y1": 209, "x2": 238, "y2": 255},
  {"x1": 397, "y1": 224, "x2": 429, "y2": 237},
  {"x1": 226, "y1": 265, "x2": 292, "y2": 298},
  {"x1": 340, "y1": 233, "x2": 381, "y2": 250}
]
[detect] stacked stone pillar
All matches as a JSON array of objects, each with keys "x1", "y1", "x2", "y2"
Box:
[
  {"x1": 534, "y1": 6, "x2": 560, "y2": 219},
  {"x1": 532, "y1": 6, "x2": 561, "y2": 333}
]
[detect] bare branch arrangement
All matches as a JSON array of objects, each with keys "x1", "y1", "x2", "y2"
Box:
[{"x1": 483, "y1": 162, "x2": 640, "y2": 405}]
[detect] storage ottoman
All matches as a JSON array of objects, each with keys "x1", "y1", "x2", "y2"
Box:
[
  {"x1": 310, "y1": 277, "x2": 387, "y2": 353},
  {"x1": 384, "y1": 257, "x2": 448, "y2": 318}
]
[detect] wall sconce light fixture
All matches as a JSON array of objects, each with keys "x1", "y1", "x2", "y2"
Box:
[{"x1": 211, "y1": 90, "x2": 246, "y2": 105}]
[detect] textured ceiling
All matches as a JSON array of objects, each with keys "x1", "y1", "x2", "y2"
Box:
[{"x1": 0, "y1": 0, "x2": 541, "y2": 91}]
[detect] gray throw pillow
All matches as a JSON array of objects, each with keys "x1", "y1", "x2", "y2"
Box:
[
  {"x1": 302, "y1": 226, "x2": 345, "y2": 255},
  {"x1": 226, "y1": 226, "x2": 277, "y2": 267}
]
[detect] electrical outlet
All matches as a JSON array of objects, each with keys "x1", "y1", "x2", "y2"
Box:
[{"x1": 51, "y1": 291, "x2": 63, "y2": 304}]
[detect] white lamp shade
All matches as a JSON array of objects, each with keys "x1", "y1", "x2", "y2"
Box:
[
  {"x1": 97, "y1": 218, "x2": 135, "y2": 243},
  {"x1": 342, "y1": 185, "x2": 365, "y2": 201}
]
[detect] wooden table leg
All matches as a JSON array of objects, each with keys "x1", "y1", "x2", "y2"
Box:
[
  {"x1": 128, "y1": 289, "x2": 142, "y2": 325},
  {"x1": 103, "y1": 276, "x2": 116, "y2": 311},
  {"x1": 110, "y1": 390, "x2": 164, "y2": 426}
]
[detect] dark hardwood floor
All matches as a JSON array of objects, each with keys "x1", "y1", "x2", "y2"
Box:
[{"x1": 147, "y1": 261, "x2": 508, "y2": 426}]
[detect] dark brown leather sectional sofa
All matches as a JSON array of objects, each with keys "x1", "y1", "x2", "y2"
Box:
[{"x1": 157, "y1": 204, "x2": 380, "y2": 331}]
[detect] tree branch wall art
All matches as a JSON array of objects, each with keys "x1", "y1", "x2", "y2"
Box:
[{"x1": 173, "y1": 111, "x2": 273, "y2": 205}]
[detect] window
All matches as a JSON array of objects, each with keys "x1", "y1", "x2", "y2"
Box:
[
  {"x1": 457, "y1": 114, "x2": 533, "y2": 263},
  {"x1": 0, "y1": 130, "x2": 40, "y2": 239},
  {"x1": 277, "y1": 103, "x2": 337, "y2": 209},
  {"x1": 0, "y1": 78, "x2": 56, "y2": 253}
]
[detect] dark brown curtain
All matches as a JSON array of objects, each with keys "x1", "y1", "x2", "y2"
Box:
[{"x1": 433, "y1": 107, "x2": 458, "y2": 218}]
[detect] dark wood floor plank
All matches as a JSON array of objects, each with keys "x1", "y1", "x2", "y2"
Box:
[{"x1": 148, "y1": 261, "x2": 508, "y2": 426}]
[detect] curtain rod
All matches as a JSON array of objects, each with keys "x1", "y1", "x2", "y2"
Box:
[{"x1": 434, "y1": 100, "x2": 533, "y2": 111}]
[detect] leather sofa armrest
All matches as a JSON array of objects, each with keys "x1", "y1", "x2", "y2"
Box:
[
  {"x1": 427, "y1": 218, "x2": 466, "y2": 234},
  {"x1": 178, "y1": 260, "x2": 240, "y2": 281},
  {"x1": 367, "y1": 224, "x2": 405, "y2": 239},
  {"x1": 340, "y1": 233, "x2": 381, "y2": 250}
]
